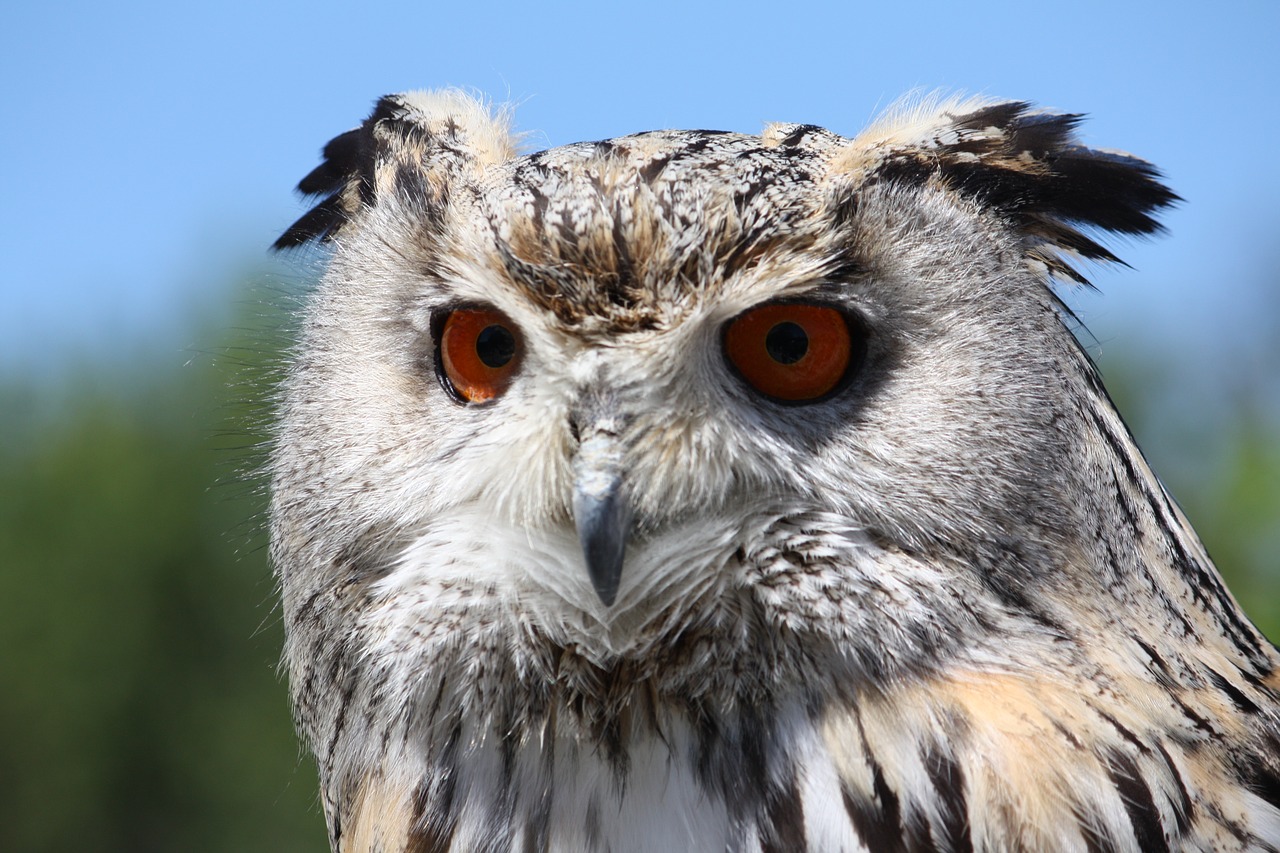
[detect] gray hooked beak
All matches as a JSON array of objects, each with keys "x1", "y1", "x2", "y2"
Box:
[{"x1": 572, "y1": 428, "x2": 631, "y2": 607}]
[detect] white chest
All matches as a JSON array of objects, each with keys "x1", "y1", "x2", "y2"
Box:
[{"x1": 422, "y1": 710, "x2": 866, "y2": 853}]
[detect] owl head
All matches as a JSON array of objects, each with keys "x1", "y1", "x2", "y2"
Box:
[{"x1": 272, "y1": 90, "x2": 1177, "y2": 652}]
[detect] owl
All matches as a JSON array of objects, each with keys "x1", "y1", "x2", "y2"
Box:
[{"x1": 270, "y1": 90, "x2": 1280, "y2": 852}]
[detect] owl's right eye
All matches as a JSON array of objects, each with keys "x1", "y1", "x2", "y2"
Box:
[
  {"x1": 437, "y1": 308, "x2": 522, "y2": 404},
  {"x1": 723, "y1": 302, "x2": 862, "y2": 403}
]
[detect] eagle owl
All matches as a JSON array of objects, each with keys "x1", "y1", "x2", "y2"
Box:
[{"x1": 271, "y1": 90, "x2": 1280, "y2": 851}]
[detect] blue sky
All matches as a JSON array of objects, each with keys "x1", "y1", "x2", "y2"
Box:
[{"x1": 4, "y1": 1, "x2": 1278, "y2": 380}]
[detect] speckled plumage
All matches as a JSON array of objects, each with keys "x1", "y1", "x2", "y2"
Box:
[{"x1": 271, "y1": 90, "x2": 1280, "y2": 852}]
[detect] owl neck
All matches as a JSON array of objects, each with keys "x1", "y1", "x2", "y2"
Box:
[{"x1": 323, "y1": 628, "x2": 1280, "y2": 852}]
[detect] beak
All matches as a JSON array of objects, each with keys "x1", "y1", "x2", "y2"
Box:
[{"x1": 572, "y1": 429, "x2": 631, "y2": 607}]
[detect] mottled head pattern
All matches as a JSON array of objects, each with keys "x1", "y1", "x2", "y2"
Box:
[{"x1": 271, "y1": 90, "x2": 1278, "y2": 852}]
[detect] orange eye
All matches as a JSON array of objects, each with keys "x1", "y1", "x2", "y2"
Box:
[
  {"x1": 724, "y1": 303, "x2": 856, "y2": 402},
  {"x1": 438, "y1": 308, "x2": 521, "y2": 404}
]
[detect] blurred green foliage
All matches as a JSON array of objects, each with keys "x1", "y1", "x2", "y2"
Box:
[
  {"x1": 0, "y1": 297, "x2": 327, "y2": 852},
  {"x1": 0, "y1": 281, "x2": 1275, "y2": 851}
]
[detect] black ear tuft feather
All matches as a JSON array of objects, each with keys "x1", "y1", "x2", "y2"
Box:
[
  {"x1": 273, "y1": 97, "x2": 407, "y2": 250},
  {"x1": 863, "y1": 101, "x2": 1180, "y2": 284},
  {"x1": 273, "y1": 91, "x2": 516, "y2": 251}
]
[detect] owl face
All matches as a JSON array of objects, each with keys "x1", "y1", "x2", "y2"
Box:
[{"x1": 271, "y1": 93, "x2": 1175, "y2": 658}]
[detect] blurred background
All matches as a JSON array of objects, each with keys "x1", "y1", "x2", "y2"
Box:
[{"x1": 3, "y1": 2, "x2": 1277, "y2": 850}]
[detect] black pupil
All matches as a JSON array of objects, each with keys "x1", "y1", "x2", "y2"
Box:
[
  {"x1": 475, "y1": 324, "x2": 516, "y2": 368},
  {"x1": 765, "y1": 321, "x2": 808, "y2": 365}
]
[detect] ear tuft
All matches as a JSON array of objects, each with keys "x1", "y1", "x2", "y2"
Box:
[
  {"x1": 273, "y1": 89, "x2": 518, "y2": 250},
  {"x1": 836, "y1": 97, "x2": 1180, "y2": 283}
]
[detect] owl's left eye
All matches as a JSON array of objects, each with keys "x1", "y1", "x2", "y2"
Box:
[
  {"x1": 723, "y1": 302, "x2": 861, "y2": 403},
  {"x1": 437, "y1": 308, "x2": 522, "y2": 404}
]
